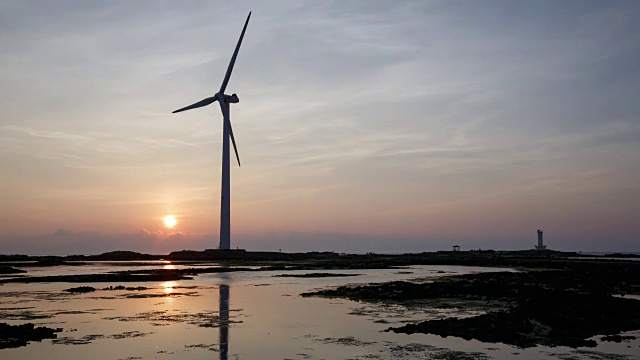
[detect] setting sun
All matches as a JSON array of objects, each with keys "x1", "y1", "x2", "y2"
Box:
[{"x1": 163, "y1": 215, "x2": 177, "y2": 228}]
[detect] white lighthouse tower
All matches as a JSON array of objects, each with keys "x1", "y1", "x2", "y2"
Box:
[{"x1": 535, "y1": 229, "x2": 547, "y2": 250}]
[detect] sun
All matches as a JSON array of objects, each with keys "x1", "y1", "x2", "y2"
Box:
[{"x1": 163, "y1": 215, "x2": 177, "y2": 228}]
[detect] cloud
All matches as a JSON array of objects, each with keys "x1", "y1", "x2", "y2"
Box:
[{"x1": 1, "y1": 2, "x2": 639, "y2": 254}]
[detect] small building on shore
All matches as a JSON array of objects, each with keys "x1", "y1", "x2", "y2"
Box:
[
  {"x1": 452, "y1": 245, "x2": 460, "y2": 252},
  {"x1": 535, "y1": 229, "x2": 547, "y2": 250}
]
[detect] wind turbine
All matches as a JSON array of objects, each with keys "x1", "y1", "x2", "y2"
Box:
[{"x1": 172, "y1": 12, "x2": 251, "y2": 250}]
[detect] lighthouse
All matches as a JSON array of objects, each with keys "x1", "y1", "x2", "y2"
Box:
[{"x1": 535, "y1": 229, "x2": 547, "y2": 250}]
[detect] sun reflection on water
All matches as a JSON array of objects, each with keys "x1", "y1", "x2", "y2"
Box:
[{"x1": 161, "y1": 281, "x2": 176, "y2": 296}]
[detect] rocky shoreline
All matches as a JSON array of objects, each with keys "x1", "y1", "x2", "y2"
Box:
[
  {"x1": 301, "y1": 264, "x2": 640, "y2": 348},
  {"x1": 0, "y1": 266, "x2": 263, "y2": 284},
  {"x1": 0, "y1": 323, "x2": 62, "y2": 349}
]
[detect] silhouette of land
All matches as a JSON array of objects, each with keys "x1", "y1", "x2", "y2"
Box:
[{"x1": 0, "y1": 248, "x2": 636, "y2": 271}]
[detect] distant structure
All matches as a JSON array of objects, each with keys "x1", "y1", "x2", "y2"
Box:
[
  {"x1": 535, "y1": 229, "x2": 547, "y2": 250},
  {"x1": 453, "y1": 245, "x2": 460, "y2": 252}
]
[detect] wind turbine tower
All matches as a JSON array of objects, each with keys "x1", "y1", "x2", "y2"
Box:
[{"x1": 172, "y1": 12, "x2": 251, "y2": 250}]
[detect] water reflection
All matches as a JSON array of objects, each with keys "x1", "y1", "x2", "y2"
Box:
[
  {"x1": 161, "y1": 281, "x2": 176, "y2": 295},
  {"x1": 219, "y1": 284, "x2": 229, "y2": 360},
  {"x1": 8, "y1": 265, "x2": 624, "y2": 360}
]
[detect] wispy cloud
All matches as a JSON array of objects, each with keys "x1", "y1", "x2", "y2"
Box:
[{"x1": 1, "y1": 1, "x2": 639, "y2": 253}]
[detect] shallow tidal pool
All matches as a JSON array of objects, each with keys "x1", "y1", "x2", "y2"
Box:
[{"x1": 1, "y1": 263, "x2": 639, "y2": 359}]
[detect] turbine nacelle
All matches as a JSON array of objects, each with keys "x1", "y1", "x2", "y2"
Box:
[{"x1": 224, "y1": 94, "x2": 239, "y2": 103}]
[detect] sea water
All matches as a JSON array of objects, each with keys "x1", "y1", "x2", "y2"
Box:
[{"x1": 1, "y1": 263, "x2": 638, "y2": 359}]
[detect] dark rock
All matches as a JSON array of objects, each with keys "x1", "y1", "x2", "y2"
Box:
[
  {"x1": 0, "y1": 266, "x2": 26, "y2": 274},
  {"x1": 64, "y1": 286, "x2": 96, "y2": 293},
  {"x1": 304, "y1": 267, "x2": 640, "y2": 348},
  {"x1": 125, "y1": 286, "x2": 147, "y2": 291},
  {"x1": 273, "y1": 273, "x2": 360, "y2": 278},
  {"x1": 93, "y1": 251, "x2": 155, "y2": 260},
  {"x1": 36, "y1": 257, "x2": 67, "y2": 266},
  {"x1": 0, "y1": 323, "x2": 62, "y2": 349},
  {"x1": 601, "y1": 335, "x2": 637, "y2": 342},
  {"x1": 602, "y1": 253, "x2": 640, "y2": 259},
  {"x1": 0, "y1": 266, "x2": 260, "y2": 284}
]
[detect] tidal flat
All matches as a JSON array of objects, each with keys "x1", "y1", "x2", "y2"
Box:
[{"x1": 0, "y1": 252, "x2": 639, "y2": 359}]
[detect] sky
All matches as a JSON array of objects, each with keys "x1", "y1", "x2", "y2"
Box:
[{"x1": 1, "y1": 1, "x2": 639, "y2": 255}]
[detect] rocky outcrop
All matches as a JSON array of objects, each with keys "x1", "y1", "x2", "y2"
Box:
[{"x1": 0, "y1": 323, "x2": 62, "y2": 349}]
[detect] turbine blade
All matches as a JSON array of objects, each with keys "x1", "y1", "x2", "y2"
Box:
[
  {"x1": 172, "y1": 96, "x2": 217, "y2": 113},
  {"x1": 219, "y1": 11, "x2": 251, "y2": 94},
  {"x1": 219, "y1": 101, "x2": 241, "y2": 166},
  {"x1": 228, "y1": 120, "x2": 241, "y2": 167}
]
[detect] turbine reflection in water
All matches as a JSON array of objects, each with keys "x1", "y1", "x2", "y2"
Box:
[{"x1": 219, "y1": 283, "x2": 230, "y2": 360}]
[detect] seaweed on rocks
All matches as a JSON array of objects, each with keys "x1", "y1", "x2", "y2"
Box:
[
  {"x1": 64, "y1": 286, "x2": 96, "y2": 293},
  {"x1": 0, "y1": 267, "x2": 256, "y2": 284},
  {"x1": 0, "y1": 271, "x2": 188, "y2": 284},
  {"x1": 0, "y1": 322, "x2": 62, "y2": 348},
  {"x1": 600, "y1": 335, "x2": 637, "y2": 343},
  {"x1": 0, "y1": 266, "x2": 26, "y2": 275},
  {"x1": 313, "y1": 336, "x2": 375, "y2": 346},
  {"x1": 51, "y1": 331, "x2": 154, "y2": 345},
  {"x1": 388, "y1": 292, "x2": 640, "y2": 348},
  {"x1": 273, "y1": 273, "x2": 360, "y2": 278},
  {"x1": 303, "y1": 265, "x2": 640, "y2": 348}
]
